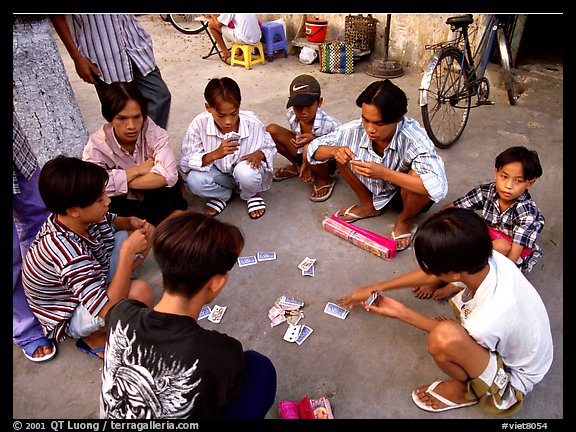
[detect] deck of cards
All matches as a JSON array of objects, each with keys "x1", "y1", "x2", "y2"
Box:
[{"x1": 324, "y1": 302, "x2": 349, "y2": 320}]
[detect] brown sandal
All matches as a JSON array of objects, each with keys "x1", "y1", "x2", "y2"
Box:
[{"x1": 273, "y1": 165, "x2": 299, "y2": 181}]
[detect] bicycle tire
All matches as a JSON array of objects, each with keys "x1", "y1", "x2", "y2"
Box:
[
  {"x1": 168, "y1": 14, "x2": 206, "y2": 34},
  {"x1": 497, "y1": 27, "x2": 517, "y2": 106},
  {"x1": 420, "y1": 47, "x2": 472, "y2": 149}
]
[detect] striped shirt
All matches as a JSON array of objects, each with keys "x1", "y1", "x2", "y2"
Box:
[
  {"x1": 287, "y1": 107, "x2": 341, "y2": 154},
  {"x1": 83, "y1": 117, "x2": 180, "y2": 201},
  {"x1": 13, "y1": 112, "x2": 38, "y2": 194},
  {"x1": 453, "y1": 182, "x2": 544, "y2": 273},
  {"x1": 179, "y1": 110, "x2": 277, "y2": 190},
  {"x1": 66, "y1": 14, "x2": 156, "y2": 83},
  {"x1": 21, "y1": 213, "x2": 117, "y2": 342},
  {"x1": 307, "y1": 116, "x2": 448, "y2": 209}
]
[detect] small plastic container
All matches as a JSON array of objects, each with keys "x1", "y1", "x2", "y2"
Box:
[{"x1": 305, "y1": 18, "x2": 328, "y2": 43}]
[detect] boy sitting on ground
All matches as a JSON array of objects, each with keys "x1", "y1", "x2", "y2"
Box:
[
  {"x1": 414, "y1": 145, "x2": 545, "y2": 300},
  {"x1": 267, "y1": 74, "x2": 341, "y2": 202},
  {"x1": 101, "y1": 211, "x2": 277, "y2": 419},
  {"x1": 21, "y1": 156, "x2": 154, "y2": 359}
]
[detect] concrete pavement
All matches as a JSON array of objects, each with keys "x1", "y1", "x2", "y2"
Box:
[{"x1": 12, "y1": 14, "x2": 563, "y2": 423}]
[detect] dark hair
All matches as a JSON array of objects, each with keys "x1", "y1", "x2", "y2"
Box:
[
  {"x1": 495, "y1": 146, "x2": 543, "y2": 180},
  {"x1": 414, "y1": 207, "x2": 492, "y2": 275},
  {"x1": 355, "y1": 79, "x2": 407, "y2": 124},
  {"x1": 204, "y1": 77, "x2": 242, "y2": 108},
  {"x1": 39, "y1": 155, "x2": 109, "y2": 215},
  {"x1": 152, "y1": 211, "x2": 245, "y2": 297},
  {"x1": 100, "y1": 81, "x2": 149, "y2": 122}
]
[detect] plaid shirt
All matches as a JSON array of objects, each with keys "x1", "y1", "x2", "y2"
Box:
[
  {"x1": 453, "y1": 182, "x2": 544, "y2": 272},
  {"x1": 13, "y1": 113, "x2": 38, "y2": 195},
  {"x1": 287, "y1": 107, "x2": 341, "y2": 155},
  {"x1": 307, "y1": 116, "x2": 448, "y2": 209}
]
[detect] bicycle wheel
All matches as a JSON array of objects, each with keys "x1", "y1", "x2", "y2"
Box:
[
  {"x1": 168, "y1": 14, "x2": 206, "y2": 34},
  {"x1": 497, "y1": 27, "x2": 517, "y2": 106},
  {"x1": 420, "y1": 47, "x2": 472, "y2": 149}
]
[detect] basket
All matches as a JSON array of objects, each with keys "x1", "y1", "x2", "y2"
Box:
[{"x1": 344, "y1": 14, "x2": 378, "y2": 51}]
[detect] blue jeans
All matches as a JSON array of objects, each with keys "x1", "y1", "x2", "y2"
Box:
[
  {"x1": 13, "y1": 165, "x2": 50, "y2": 347},
  {"x1": 223, "y1": 350, "x2": 277, "y2": 419}
]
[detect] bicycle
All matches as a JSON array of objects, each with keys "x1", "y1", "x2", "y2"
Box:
[
  {"x1": 419, "y1": 14, "x2": 518, "y2": 149},
  {"x1": 162, "y1": 14, "x2": 224, "y2": 60},
  {"x1": 166, "y1": 14, "x2": 206, "y2": 34}
]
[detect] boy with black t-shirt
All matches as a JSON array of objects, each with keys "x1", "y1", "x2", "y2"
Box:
[{"x1": 100, "y1": 211, "x2": 277, "y2": 419}]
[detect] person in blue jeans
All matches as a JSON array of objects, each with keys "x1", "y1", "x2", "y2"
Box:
[
  {"x1": 101, "y1": 210, "x2": 277, "y2": 419},
  {"x1": 13, "y1": 112, "x2": 54, "y2": 362}
]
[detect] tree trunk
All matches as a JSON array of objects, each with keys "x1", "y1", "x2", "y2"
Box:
[{"x1": 13, "y1": 15, "x2": 88, "y2": 167}]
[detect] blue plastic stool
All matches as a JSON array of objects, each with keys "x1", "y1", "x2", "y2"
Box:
[{"x1": 261, "y1": 21, "x2": 288, "y2": 62}]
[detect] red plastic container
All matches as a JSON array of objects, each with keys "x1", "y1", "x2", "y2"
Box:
[{"x1": 305, "y1": 18, "x2": 328, "y2": 43}]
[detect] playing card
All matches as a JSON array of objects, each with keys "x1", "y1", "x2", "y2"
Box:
[
  {"x1": 302, "y1": 263, "x2": 315, "y2": 277},
  {"x1": 257, "y1": 251, "x2": 277, "y2": 261},
  {"x1": 270, "y1": 314, "x2": 287, "y2": 327},
  {"x1": 364, "y1": 292, "x2": 379, "y2": 307},
  {"x1": 296, "y1": 325, "x2": 313, "y2": 345},
  {"x1": 237, "y1": 256, "x2": 258, "y2": 267},
  {"x1": 324, "y1": 302, "x2": 349, "y2": 319},
  {"x1": 224, "y1": 131, "x2": 241, "y2": 141},
  {"x1": 286, "y1": 311, "x2": 304, "y2": 326},
  {"x1": 297, "y1": 257, "x2": 316, "y2": 272},
  {"x1": 208, "y1": 305, "x2": 226, "y2": 323},
  {"x1": 198, "y1": 305, "x2": 211, "y2": 320},
  {"x1": 277, "y1": 295, "x2": 304, "y2": 309},
  {"x1": 283, "y1": 324, "x2": 302, "y2": 342}
]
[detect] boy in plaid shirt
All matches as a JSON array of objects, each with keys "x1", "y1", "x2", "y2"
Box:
[{"x1": 417, "y1": 146, "x2": 545, "y2": 300}]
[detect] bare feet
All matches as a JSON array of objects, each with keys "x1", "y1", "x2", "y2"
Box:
[
  {"x1": 412, "y1": 283, "x2": 438, "y2": 299},
  {"x1": 432, "y1": 283, "x2": 463, "y2": 301},
  {"x1": 31, "y1": 345, "x2": 54, "y2": 359}
]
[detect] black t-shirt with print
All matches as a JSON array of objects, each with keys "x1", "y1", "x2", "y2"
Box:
[{"x1": 100, "y1": 299, "x2": 244, "y2": 419}]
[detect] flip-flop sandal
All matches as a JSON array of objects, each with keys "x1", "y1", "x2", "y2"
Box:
[
  {"x1": 247, "y1": 196, "x2": 266, "y2": 220},
  {"x1": 273, "y1": 165, "x2": 299, "y2": 181},
  {"x1": 205, "y1": 198, "x2": 228, "y2": 216},
  {"x1": 391, "y1": 224, "x2": 418, "y2": 251},
  {"x1": 21, "y1": 337, "x2": 57, "y2": 363},
  {"x1": 75, "y1": 338, "x2": 105, "y2": 360},
  {"x1": 309, "y1": 179, "x2": 336, "y2": 202},
  {"x1": 334, "y1": 205, "x2": 381, "y2": 223},
  {"x1": 411, "y1": 381, "x2": 478, "y2": 412}
]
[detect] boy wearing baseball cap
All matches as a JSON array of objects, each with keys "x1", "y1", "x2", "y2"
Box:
[{"x1": 266, "y1": 74, "x2": 341, "y2": 202}]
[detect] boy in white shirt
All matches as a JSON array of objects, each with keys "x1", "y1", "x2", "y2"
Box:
[{"x1": 339, "y1": 207, "x2": 553, "y2": 415}]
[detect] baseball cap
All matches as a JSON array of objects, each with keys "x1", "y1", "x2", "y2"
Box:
[{"x1": 286, "y1": 75, "x2": 321, "y2": 108}]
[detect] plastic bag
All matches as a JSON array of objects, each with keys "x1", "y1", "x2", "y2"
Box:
[{"x1": 299, "y1": 47, "x2": 318, "y2": 64}]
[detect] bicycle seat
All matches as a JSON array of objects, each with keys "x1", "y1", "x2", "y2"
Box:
[{"x1": 446, "y1": 15, "x2": 473, "y2": 30}]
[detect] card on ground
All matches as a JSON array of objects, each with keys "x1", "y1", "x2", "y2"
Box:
[
  {"x1": 297, "y1": 257, "x2": 316, "y2": 272},
  {"x1": 257, "y1": 251, "x2": 277, "y2": 261},
  {"x1": 296, "y1": 325, "x2": 313, "y2": 345},
  {"x1": 324, "y1": 302, "x2": 349, "y2": 319},
  {"x1": 198, "y1": 305, "x2": 211, "y2": 320},
  {"x1": 302, "y1": 263, "x2": 315, "y2": 277},
  {"x1": 208, "y1": 305, "x2": 226, "y2": 323},
  {"x1": 238, "y1": 256, "x2": 258, "y2": 267}
]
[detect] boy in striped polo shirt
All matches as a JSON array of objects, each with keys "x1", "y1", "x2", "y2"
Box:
[{"x1": 22, "y1": 156, "x2": 154, "y2": 359}]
